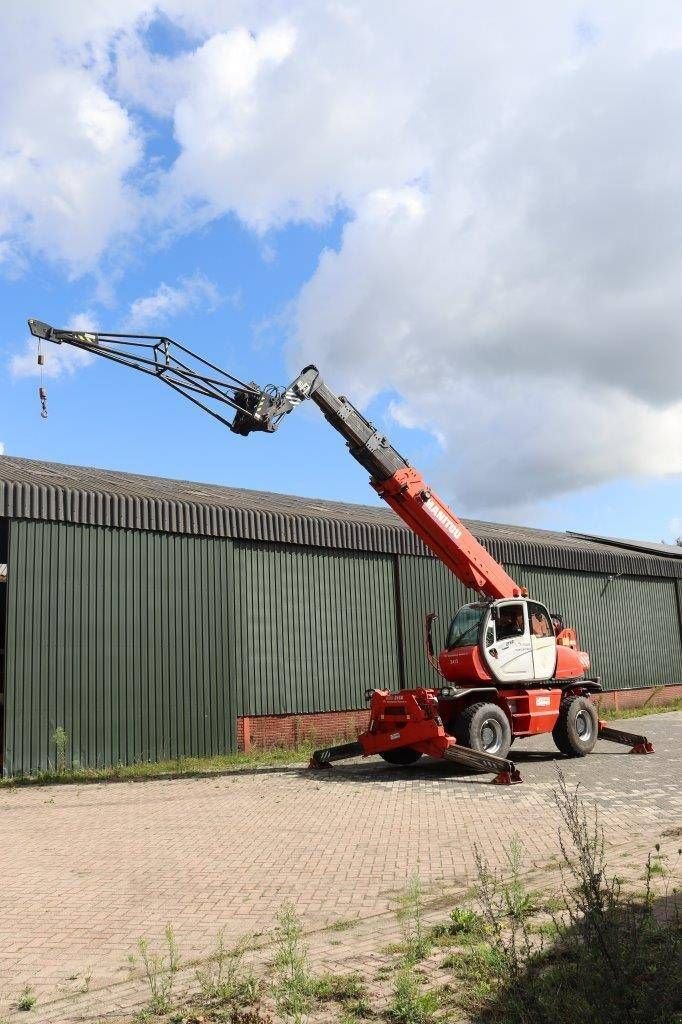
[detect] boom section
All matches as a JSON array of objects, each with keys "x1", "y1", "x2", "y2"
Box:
[
  {"x1": 27, "y1": 319, "x2": 301, "y2": 434},
  {"x1": 27, "y1": 319, "x2": 522, "y2": 600},
  {"x1": 300, "y1": 371, "x2": 522, "y2": 600}
]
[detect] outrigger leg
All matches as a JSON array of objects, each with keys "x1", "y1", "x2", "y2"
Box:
[
  {"x1": 597, "y1": 721, "x2": 654, "y2": 754},
  {"x1": 309, "y1": 741, "x2": 364, "y2": 768},
  {"x1": 442, "y1": 743, "x2": 522, "y2": 784},
  {"x1": 309, "y1": 738, "x2": 522, "y2": 784}
]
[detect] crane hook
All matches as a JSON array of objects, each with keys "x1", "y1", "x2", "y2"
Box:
[{"x1": 37, "y1": 339, "x2": 48, "y2": 418}]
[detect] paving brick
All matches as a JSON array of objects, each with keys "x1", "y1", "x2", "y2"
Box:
[{"x1": 0, "y1": 712, "x2": 679, "y2": 1022}]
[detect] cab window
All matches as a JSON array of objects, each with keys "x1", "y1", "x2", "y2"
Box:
[
  {"x1": 529, "y1": 602, "x2": 553, "y2": 638},
  {"x1": 496, "y1": 602, "x2": 526, "y2": 641},
  {"x1": 446, "y1": 604, "x2": 485, "y2": 649}
]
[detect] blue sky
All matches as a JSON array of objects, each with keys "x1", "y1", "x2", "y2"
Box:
[
  {"x1": 1, "y1": 3, "x2": 680, "y2": 544},
  {"x1": 1, "y1": 208, "x2": 436, "y2": 509}
]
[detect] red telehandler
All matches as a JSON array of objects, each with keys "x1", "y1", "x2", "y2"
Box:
[{"x1": 27, "y1": 318, "x2": 653, "y2": 783}]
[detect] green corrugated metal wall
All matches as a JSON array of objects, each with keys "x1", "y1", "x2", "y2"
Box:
[
  {"x1": 396, "y1": 555, "x2": 469, "y2": 688},
  {"x1": 510, "y1": 566, "x2": 682, "y2": 692},
  {"x1": 4, "y1": 520, "x2": 235, "y2": 776},
  {"x1": 398, "y1": 556, "x2": 682, "y2": 692},
  {"x1": 2, "y1": 519, "x2": 681, "y2": 776},
  {"x1": 232, "y1": 541, "x2": 401, "y2": 715}
]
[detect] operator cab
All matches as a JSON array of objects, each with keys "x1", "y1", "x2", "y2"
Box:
[{"x1": 443, "y1": 598, "x2": 557, "y2": 684}]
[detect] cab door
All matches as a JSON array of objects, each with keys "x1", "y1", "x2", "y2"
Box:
[
  {"x1": 528, "y1": 601, "x2": 557, "y2": 681},
  {"x1": 481, "y1": 601, "x2": 534, "y2": 683}
]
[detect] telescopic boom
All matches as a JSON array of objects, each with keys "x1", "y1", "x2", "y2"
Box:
[{"x1": 28, "y1": 319, "x2": 522, "y2": 600}]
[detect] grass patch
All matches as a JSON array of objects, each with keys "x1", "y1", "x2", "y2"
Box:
[
  {"x1": 386, "y1": 970, "x2": 441, "y2": 1024},
  {"x1": 194, "y1": 932, "x2": 260, "y2": 1009},
  {"x1": 540, "y1": 895, "x2": 564, "y2": 914},
  {"x1": 16, "y1": 986, "x2": 37, "y2": 1012},
  {"x1": 326, "y1": 916, "x2": 361, "y2": 933},
  {"x1": 527, "y1": 919, "x2": 562, "y2": 938},
  {"x1": 430, "y1": 906, "x2": 487, "y2": 947},
  {"x1": 309, "y1": 972, "x2": 372, "y2": 1018},
  {"x1": 2, "y1": 701, "x2": 675, "y2": 789},
  {"x1": 308, "y1": 971, "x2": 367, "y2": 1004},
  {"x1": 598, "y1": 697, "x2": 682, "y2": 720},
  {"x1": 0, "y1": 740, "x2": 342, "y2": 789}
]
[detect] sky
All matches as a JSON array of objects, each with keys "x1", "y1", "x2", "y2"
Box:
[{"x1": 0, "y1": 0, "x2": 681, "y2": 543}]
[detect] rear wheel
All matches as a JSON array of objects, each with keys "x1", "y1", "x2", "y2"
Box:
[
  {"x1": 380, "y1": 746, "x2": 423, "y2": 766},
  {"x1": 454, "y1": 702, "x2": 512, "y2": 759},
  {"x1": 552, "y1": 696, "x2": 598, "y2": 757}
]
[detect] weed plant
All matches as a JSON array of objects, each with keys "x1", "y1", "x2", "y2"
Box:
[
  {"x1": 395, "y1": 877, "x2": 431, "y2": 963},
  {"x1": 273, "y1": 903, "x2": 311, "y2": 1024},
  {"x1": 52, "y1": 726, "x2": 68, "y2": 774},
  {"x1": 195, "y1": 932, "x2": 260, "y2": 1008},
  {"x1": 386, "y1": 970, "x2": 440, "y2": 1024},
  {"x1": 16, "y1": 986, "x2": 37, "y2": 1011},
  {"x1": 134, "y1": 925, "x2": 181, "y2": 1015}
]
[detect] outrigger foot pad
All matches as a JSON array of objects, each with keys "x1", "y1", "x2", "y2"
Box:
[
  {"x1": 492, "y1": 768, "x2": 523, "y2": 785},
  {"x1": 309, "y1": 741, "x2": 364, "y2": 769},
  {"x1": 598, "y1": 723, "x2": 654, "y2": 755},
  {"x1": 629, "y1": 741, "x2": 655, "y2": 754},
  {"x1": 443, "y1": 744, "x2": 522, "y2": 784}
]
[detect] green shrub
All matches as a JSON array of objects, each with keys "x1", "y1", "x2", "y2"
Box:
[
  {"x1": 273, "y1": 903, "x2": 311, "y2": 1024},
  {"x1": 386, "y1": 970, "x2": 440, "y2": 1024},
  {"x1": 17, "y1": 986, "x2": 37, "y2": 1011},
  {"x1": 134, "y1": 925, "x2": 181, "y2": 1015},
  {"x1": 195, "y1": 931, "x2": 259, "y2": 1007},
  {"x1": 396, "y1": 877, "x2": 431, "y2": 963}
]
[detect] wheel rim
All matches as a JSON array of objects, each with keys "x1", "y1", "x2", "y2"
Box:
[
  {"x1": 480, "y1": 718, "x2": 504, "y2": 754},
  {"x1": 575, "y1": 709, "x2": 593, "y2": 743}
]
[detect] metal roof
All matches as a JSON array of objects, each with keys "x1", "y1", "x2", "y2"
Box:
[
  {"x1": 1, "y1": 455, "x2": 680, "y2": 578},
  {"x1": 567, "y1": 531, "x2": 682, "y2": 560}
]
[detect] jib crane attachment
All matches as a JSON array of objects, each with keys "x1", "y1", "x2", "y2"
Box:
[{"x1": 28, "y1": 319, "x2": 654, "y2": 781}]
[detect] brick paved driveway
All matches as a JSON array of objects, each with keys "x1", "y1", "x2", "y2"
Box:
[{"x1": 0, "y1": 712, "x2": 679, "y2": 1019}]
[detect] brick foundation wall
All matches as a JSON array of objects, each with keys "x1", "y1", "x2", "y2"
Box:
[
  {"x1": 236, "y1": 683, "x2": 681, "y2": 751},
  {"x1": 237, "y1": 709, "x2": 370, "y2": 752},
  {"x1": 592, "y1": 683, "x2": 682, "y2": 714}
]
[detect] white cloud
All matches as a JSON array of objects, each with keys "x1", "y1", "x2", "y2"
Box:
[
  {"x1": 3, "y1": 2, "x2": 682, "y2": 509},
  {"x1": 125, "y1": 272, "x2": 221, "y2": 329},
  {"x1": 11, "y1": 312, "x2": 99, "y2": 378},
  {"x1": 148, "y1": 10, "x2": 434, "y2": 234},
  {"x1": 0, "y1": 442, "x2": 5, "y2": 455},
  {"x1": 0, "y1": 3, "x2": 147, "y2": 273},
  {"x1": 279, "y1": 2, "x2": 682, "y2": 512}
]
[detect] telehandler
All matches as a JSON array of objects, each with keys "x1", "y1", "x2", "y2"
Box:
[{"x1": 28, "y1": 319, "x2": 653, "y2": 782}]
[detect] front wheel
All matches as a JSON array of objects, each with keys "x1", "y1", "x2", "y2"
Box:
[
  {"x1": 454, "y1": 702, "x2": 512, "y2": 759},
  {"x1": 552, "y1": 696, "x2": 598, "y2": 757},
  {"x1": 380, "y1": 746, "x2": 423, "y2": 766}
]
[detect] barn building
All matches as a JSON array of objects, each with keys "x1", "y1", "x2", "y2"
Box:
[{"x1": 0, "y1": 454, "x2": 680, "y2": 777}]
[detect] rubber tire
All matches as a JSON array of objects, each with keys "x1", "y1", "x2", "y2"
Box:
[
  {"x1": 380, "y1": 746, "x2": 423, "y2": 766},
  {"x1": 552, "y1": 696, "x2": 598, "y2": 757},
  {"x1": 453, "y1": 702, "x2": 512, "y2": 759}
]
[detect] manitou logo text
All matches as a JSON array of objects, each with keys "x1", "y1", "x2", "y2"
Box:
[{"x1": 424, "y1": 499, "x2": 462, "y2": 539}]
